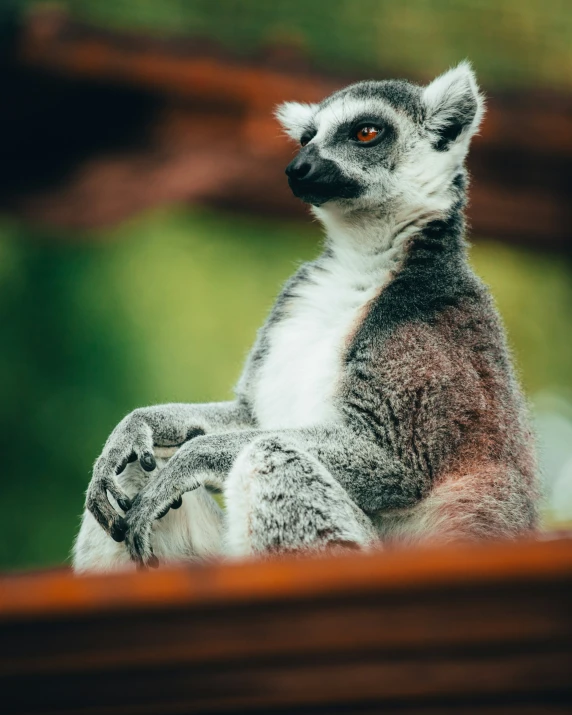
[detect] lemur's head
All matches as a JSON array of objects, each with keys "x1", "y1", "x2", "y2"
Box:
[{"x1": 277, "y1": 62, "x2": 484, "y2": 222}]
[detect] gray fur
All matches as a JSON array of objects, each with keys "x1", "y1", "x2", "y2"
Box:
[{"x1": 73, "y1": 63, "x2": 538, "y2": 571}]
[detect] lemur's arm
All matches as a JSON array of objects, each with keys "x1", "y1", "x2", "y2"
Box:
[
  {"x1": 86, "y1": 401, "x2": 253, "y2": 542},
  {"x1": 124, "y1": 425, "x2": 426, "y2": 565}
]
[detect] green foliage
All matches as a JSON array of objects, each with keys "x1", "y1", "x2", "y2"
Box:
[{"x1": 471, "y1": 241, "x2": 572, "y2": 396}]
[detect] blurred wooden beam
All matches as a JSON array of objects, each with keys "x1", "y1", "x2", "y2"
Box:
[
  {"x1": 0, "y1": 536, "x2": 571, "y2": 713},
  {"x1": 1, "y1": 8, "x2": 570, "y2": 250}
]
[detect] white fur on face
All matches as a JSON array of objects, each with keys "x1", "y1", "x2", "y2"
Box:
[{"x1": 276, "y1": 63, "x2": 485, "y2": 229}]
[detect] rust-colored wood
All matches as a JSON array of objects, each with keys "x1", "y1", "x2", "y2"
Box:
[
  {"x1": 1, "y1": 537, "x2": 572, "y2": 619},
  {"x1": 1, "y1": 537, "x2": 571, "y2": 714},
  {"x1": 1, "y1": 9, "x2": 569, "y2": 250}
]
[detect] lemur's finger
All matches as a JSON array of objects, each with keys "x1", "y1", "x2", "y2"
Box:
[
  {"x1": 148, "y1": 553, "x2": 160, "y2": 569},
  {"x1": 87, "y1": 491, "x2": 128, "y2": 542},
  {"x1": 156, "y1": 495, "x2": 183, "y2": 519},
  {"x1": 109, "y1": 518, "x2": 128, "y2": 543},
  {"x1": 125, "y1": 514, "x2": 155, "y2": 565},
  {"x1": 186, "y1": 427, "x2": 206, "y2": 441},
  {"x1": 116, "y1": 459, "x2": 127, "y2": 476},
  {"x1": 140, "y1": 452, "x2": 157, "y2": 472},
  {"x1": 116, "y1": 451, "x2": 138, "y2": 476},
  {"x1": 129, "y1": 424, "x2": 156, "y2": 473},
  {"x1": 135, "y1": 556, "x2": 159, "y2": 571},
  {"x1": 133, "y1": 550, "x2": 158, "y2": 570},
  {"x1": 105, "y1": 478, "x2": 132, "y2": 513},
  {"x1": 156, "y1": 503, "x2": 171, "y2": 519}
]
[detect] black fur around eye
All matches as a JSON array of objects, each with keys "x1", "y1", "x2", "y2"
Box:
[{"x1": 300, "y1": 131, "x2": 315, "y2": 147}]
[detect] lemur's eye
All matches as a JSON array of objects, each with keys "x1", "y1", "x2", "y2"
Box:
[
  {"x1": 300, "y1": 130, "x2": 316, "y2": 147},
  {"x1": 355, "y1": 126, "x2": 381, "y2": 143}
]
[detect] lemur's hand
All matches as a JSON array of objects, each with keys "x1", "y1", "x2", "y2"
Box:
[
  {"x1": 124, "y1": 442, "x2": 202, "y2": 567},
  {"x1": 86, "y1": 407, "x2": 204, "y2": 543}
]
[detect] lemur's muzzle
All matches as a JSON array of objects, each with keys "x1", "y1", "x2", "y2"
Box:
[{"x1": 285, "y1": 147, "x2": 363, "y2": 206}]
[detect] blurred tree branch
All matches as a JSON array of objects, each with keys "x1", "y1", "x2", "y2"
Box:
[{"x1": 0, "y1": 7, "x2": 569, "y2": 251}]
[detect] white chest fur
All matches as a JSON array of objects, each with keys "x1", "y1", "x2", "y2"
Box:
[{"x1": 252, "y1": 251, "x2": 390, "y2": 430}]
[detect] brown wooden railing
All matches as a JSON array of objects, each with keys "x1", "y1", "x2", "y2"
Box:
[{"x1": 1, "y1": 536, "x2": 571, "y2": 714}]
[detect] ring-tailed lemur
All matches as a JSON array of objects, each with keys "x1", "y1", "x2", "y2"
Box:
[{"x1": 73, "y1": 62, "x2": 539, "y2": 572}]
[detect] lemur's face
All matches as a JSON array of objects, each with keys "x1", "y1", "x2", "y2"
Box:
[{"x1": 277, "y1": 63, "x2": 483, "y2": 216}]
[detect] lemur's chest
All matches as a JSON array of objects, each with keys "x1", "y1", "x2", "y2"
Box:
[{"x1": 252, "y1": 265, "x2": 385, "y2": 429}]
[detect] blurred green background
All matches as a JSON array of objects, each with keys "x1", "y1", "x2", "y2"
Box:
[{"x1": 1, "y1": 0, "x2": 571, "y2": 570}]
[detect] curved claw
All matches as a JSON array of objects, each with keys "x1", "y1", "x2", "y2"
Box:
[
  {"x1": 135, "y1": 552, "x2": 159, "y2": 571},
  {"x1": 116, "y1": 451, "x2": 138, "y2": 476},
  {"x1": 87, "y1": 482, "x2": 129, "y2": 542},
  {"x1": 148, "y1": 553, "x2": 160, "y2": 568},
  {"x1": 140, "y1": 452, "x2": 157, "y2": 472},
  {"x1": 110, "y1": 518, "x2": 128, "y2": 542},
  {"x1": 126, "y1": 528, "x2": 153, "y2": 565},
  {"x1": 156, "y1": 503, "x2": 171, "y2": 520},
  {"x1": 157, "y1": 495, "x2": 183, "y2": 519}
]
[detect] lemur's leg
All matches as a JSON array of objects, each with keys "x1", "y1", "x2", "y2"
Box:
[
  {"x1": 224, "y1": 435, "x2": 376, "y2": 557},
  {"x1": 73, "y1": 401, "x2": 250, "y2": 572},
  {"x1": 124, "y1": 426, "x2": 421, "y2": 566}
]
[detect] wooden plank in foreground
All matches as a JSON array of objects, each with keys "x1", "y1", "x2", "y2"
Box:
[{"x1": 0, "y1": 538, "x2": 571, "y2": 714}]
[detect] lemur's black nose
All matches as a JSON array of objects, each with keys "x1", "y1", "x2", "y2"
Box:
[
  {"x1": 285, "y1": 148, "x2": 363, "y2": 205},
  {"x1": 285, "y1": 155, "x2": 314, "y2": 181}
]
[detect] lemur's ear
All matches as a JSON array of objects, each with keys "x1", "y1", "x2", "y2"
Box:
[
  {"x1": 275, "y1": 102, "x2": 318, "y2": 141},
  {"x1": 422, "y1": 62, "x2": 485, "y2": 151}
]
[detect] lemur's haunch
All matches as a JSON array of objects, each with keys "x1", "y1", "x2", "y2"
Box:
[{"x1": 73, "y1": 62, "x2": 539, "y2": 572}]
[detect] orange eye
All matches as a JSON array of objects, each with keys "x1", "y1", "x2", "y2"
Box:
[{"x1": 355, "y1": 126, "x2": 380, "y2": 143}]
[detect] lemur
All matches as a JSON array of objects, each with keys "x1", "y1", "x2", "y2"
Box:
[{"x1": 73, "y1": 62, "x2": 539, "y2": 572}]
